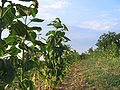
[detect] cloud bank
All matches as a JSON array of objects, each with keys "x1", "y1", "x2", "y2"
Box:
[{"x1": 79, "y1": 19, "x2": 118, "y2": 31}]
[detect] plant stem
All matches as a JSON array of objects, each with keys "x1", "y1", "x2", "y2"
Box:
[
  {"x1": 21, "y1": 49, "x2": 24, "y2": 82},
  {"x1": 21, "y1": 16, "x2": 27, "y2": 82},
  {"x1": 25, "y1": 16, "x2": 27, "y2": 25},
  {"x1": 2, "y1": 6, "x2": 12, "y2": 18},
  {"x1": 0, "y1": 1, "x2": 4, "y2": 39}
]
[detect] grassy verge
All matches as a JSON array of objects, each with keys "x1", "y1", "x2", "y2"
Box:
[{"x1": 55, "y1": 59, "x2": 120, "y2": 90}]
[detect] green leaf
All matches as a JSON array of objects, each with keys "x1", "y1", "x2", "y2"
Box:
[
  {"x1": 16, "y1": 4, "x2": 32, "y2": 16},
  {"x1": 9, "y1": 20, "x2": 28, "y2": 37},
  {"x1": 63, "y1": 24, "x2": 68, "y2": 31},
  {"x1": 0, "y1": 39, "x2": 8, "y2": 56},
  {"x1": 28, "y1": 27, "x2": 42, "y2": 32},
  {"x1": 2, "y1": 6, "x2": 16, "y2": 28},
  {"x1": 26, "y1": 31, "x2": 37, "y2": 42},
  {"x1": 18, "y1": 42, "x2": 30, "y2": 51},
  {"x1": 56, "y1": 18, "x2": 61, "y2": 23},
  {"x1": 55, "y1": 22, "x2": 63, "y2": 29},
  {"x1": 0, "y1": 59, "x2": 4, "y2": 70},
  {"x1": 63, "y1": 36, "x2": 71, "y2": 42},
  {"x1": 46, "y1": 30, "x2": 55, "y2": 36},
  {"x1": 4, "y1": 34, "x2": 19, "y2": 45},
  {"x1": 2, "y1": 0, "x2": 7, "y2": 3},
  {"x1": 33, "y1": 40, "x2": 45, "y2": 46},
  {"x1": 48, "y1": 18, "x2": 63, "y2": 29},
  {"x1": 30, "y1": 8, "x2": 38, "y2": 17},
  {"x1": 56, "y1": 31, "x2": 65, "y2": 37},
  {"x1": 32, "y1": 1, "x2": 39, "y2": 8},
  {"x1": 0, "y1": 18, "x2": 5, "y2": 30},
  {"x1": 8, "y1": 46, "x2": 21, "y2": 56},
  {"x1": 31, "y1": 18, "x2": 44, "y2": 22},
  {"x1": 15, "y1": 15, "x2": 22, "y2": 19},
  {"x1": 0, "y1": 60, "x2": 16, "y2": 84},
  {"x1": 23, "y1": 60, "x2": 36, "y2": 72},
  {"x1": 8, "y1": 56, "x2": 22, "y2": 68}
]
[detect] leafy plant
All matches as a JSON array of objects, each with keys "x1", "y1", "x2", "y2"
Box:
[
  {"x1": 38, "y1": 18, "x2": 71, "y2": 89},
  {"x1": 0, "y1": 0, "x2": 80, "y2": 89},
  {"x1": 0, "y1": 0, "x2": 44, "y2": 89},
  {"x1": 90, "y1": 32, "x2": 120, "y2": 60}
]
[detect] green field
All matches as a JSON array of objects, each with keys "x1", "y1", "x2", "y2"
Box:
[{"x1": 55, "y1": 59, "x2": 120, "y2": 90}]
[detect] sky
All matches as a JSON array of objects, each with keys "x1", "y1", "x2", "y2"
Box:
[{"x1": 2, "y1": 0, "x2": 120, "y2": 53}]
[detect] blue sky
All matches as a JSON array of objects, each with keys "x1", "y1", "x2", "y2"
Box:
[
  {"x1": 37, "y1": 0, "x2": 120, "y2": 53},
  {"x1": 3, "y1": 0, "x2": 120, "y2": 53}
]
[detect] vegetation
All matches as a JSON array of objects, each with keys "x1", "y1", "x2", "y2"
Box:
[
  {"x1": 89, "y1": 32, "x2": 120, "y2": 60},
  {"x1": 0, "y1": 0, "x2": 80, "y2": 89},
  {"x1": 0, "y1": 0, "x2": 119, "y2": 90},
  {"x1": 55, "y1": 32, "x2": 120, "y2": 90},
  {"x1": 55, "y1": 59, "x2": 120, "y2": 89}
]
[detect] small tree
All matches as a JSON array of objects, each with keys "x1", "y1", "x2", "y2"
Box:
[{"x1": 96, "y1": 32, "x2": 117, "y2": 50}]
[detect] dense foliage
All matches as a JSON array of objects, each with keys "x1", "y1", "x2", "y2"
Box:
[
  {"x1": 88, "y1": 32, "x2": 120, "y2": 60},
  {"x1": 0, "y1": 0, "x2": 81, "y2": 89}
]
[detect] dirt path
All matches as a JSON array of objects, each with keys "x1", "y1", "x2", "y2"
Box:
[{"x1": 54, "y1": 62, "x2": 93, "y2": 90}]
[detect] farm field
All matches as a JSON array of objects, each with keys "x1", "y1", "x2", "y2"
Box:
[
  {"x1": 1, "y1": 0, "x2": 120, "y2": 89},
  {"x1": 55, "y1": 59, "x2": 120, "y2": 90}
]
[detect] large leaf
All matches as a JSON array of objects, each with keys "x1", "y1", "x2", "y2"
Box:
[
  {"x1": 31, "y1": 18, "x2": 44, "y2": 22},
  {"x1": 0, "y1": 60, "x2": 16, "y2": 84},
  {"x1": 16, "y1": 4, "x2": 32, "y2": 16},
  {"x1": 26, "y1": 31, "x2": 37, "y2": 42},
  {"x1": 28, "y1": 26, "x2": 42, "y2": 32},
  {"x1": 9, "y1": 20, "x2": 28, "y2": 37},
  {"x1": 2, "y1": 6, "x2": 15, "y2": 28},
  {"x1": 4, "y1": 33, "x2": 20, "y2": 45}
]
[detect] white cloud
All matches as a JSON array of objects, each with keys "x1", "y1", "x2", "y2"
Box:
[
  {"x1": 79, "y1": 19, "x2": 118, "y2": 31},
  {"x1": 43, "y1": 1, "x2": 69, "y2": 9},
  {"x1": 36, "y1": 9, "x2": 56, "y2": 21},
  {"x1": 36, "y1": 0, "x2": 70, "y2": 20},
  {"x1": 100, "y1": 14, "x2": 108, "y2": 17}
]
